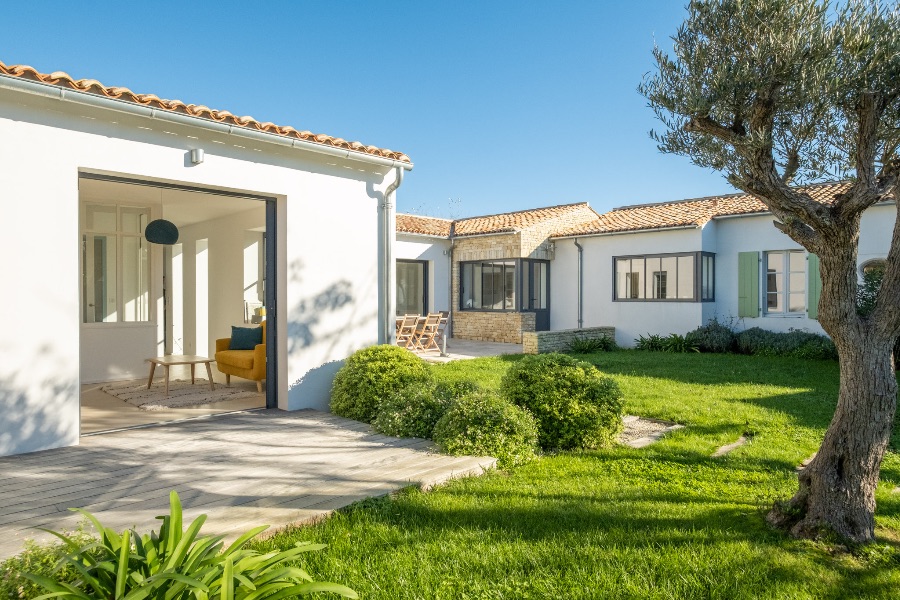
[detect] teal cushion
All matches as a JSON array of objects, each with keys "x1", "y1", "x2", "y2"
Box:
[{"x1": 230, "y1": 326, "x2": 263, "y2": 350}]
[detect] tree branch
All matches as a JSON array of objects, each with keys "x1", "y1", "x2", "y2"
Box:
[
  {"x1": 683, "y1": 115, "x2": 745, "y2": 146},
  {"x1": 834, "y1": 93, "x2": 887, "y2": 218}
]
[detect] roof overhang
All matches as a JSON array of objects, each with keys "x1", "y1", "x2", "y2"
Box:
[{"x1": 0, "y1": 72, "x2": 414, "y2": 171}]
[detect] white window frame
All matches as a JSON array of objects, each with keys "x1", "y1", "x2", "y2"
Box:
[
  {"x1": 81, "y1": 203, "x2": 153, "y2": 324},
  {"x1": 764, "y1": 250, "x2": 806, "y2": 316}
]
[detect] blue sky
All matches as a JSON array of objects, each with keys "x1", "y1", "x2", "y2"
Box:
[{"x1": 5, "y1": 1, "x2": 733, "y2": 218}]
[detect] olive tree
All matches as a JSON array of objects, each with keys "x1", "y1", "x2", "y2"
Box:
[{"x1": 640, "y1": 0, "x2": 900, "y2": 543}]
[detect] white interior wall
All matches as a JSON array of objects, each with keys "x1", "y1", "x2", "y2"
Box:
[
  {"x1": 177, "y1": 206, "x2": 265, "y2": 356},
  {"x1": 0, "y1": 88, "x2": 392, "y2": 456}
]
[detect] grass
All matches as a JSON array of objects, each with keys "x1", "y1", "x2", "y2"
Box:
[{"x1": 248, "y1": 351, "x2": 900, "y2": 599}]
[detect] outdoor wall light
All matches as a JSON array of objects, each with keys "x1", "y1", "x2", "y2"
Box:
[{"x1": 190, "y1": 148, "x2": 205, "y2": 165}]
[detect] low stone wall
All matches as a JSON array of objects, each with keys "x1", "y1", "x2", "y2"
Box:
[
  {"x1": 453, "y1": 311, "x2": 535, "y2": 344},
  {"x1": 522, "y1": 326, "x2": 616, "y2": 354}
]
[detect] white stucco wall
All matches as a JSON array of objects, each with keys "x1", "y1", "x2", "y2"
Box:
[
  {"x1": 395, "y1": 234, "x2": 451, "y2": 313},
  {"x1": 548, "y1": 204, "x2": 895, "y2": 345},
  {"x1": 552, "y1": 228, "x2": 707, "y2": 347},
  {"x1": 0, "y1": 88, "x2": 397, "y2": 456},
  {"x1": 710, "y1": 204, "x2": 896, "y2": 334}
]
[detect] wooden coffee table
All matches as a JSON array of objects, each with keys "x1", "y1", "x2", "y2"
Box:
[{"x1": 146, "y1": 355, "x2": 216, "y2": 398}]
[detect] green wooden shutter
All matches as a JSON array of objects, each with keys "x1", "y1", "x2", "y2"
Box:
[
  {"x1": 807, "y1": 254, "x2": 822, "y2": 320},
  {"x1": 738, "y1": 252, "x2": 760, "y2": 317}
]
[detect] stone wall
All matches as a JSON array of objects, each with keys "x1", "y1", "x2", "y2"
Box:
[
  {"x1": 453, "y1": 311, "x2": 535, "y2": 344},
  {"x1": 522, "y1": 326, "x2": 616, "y2": 354}
]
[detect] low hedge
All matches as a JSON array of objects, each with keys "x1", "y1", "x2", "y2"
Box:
[
  {"x1": 330, "y1": 345, "x2": 431, "y2": 423},
  {"x1": 501, "y1": 353, "x2": 623, "y2": 451},
  {"x1": 432, "y1": 392, "x2": 538, "y2": 469},
  {"x1": 735, "y1": 327, "x2": 838, "y2": 360}
]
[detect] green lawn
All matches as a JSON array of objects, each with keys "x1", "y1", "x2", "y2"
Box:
[{"x1": 252, "y1": 352, "x2": 900, "y2": 599}]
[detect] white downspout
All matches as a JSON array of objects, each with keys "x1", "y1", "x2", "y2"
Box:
[
  {"x1": 380, "y1": 167, "x2": 404, "y2": 344},
  {"x1": 574, "y1": 239, "x2": 584, "y2": 329}
]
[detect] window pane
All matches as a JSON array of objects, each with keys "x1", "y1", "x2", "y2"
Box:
[
  {"x1": 789, "y1": 292, "x2": 805, "y2": 313},
  {"x1": 767, "y1": 292, "x2": 783, "y2": 312},
  {"x1": 522, "y1": 261, "x2": 531, "y2": 310},
  {"x1": 632, "y1": 259, "x2": 645, "y2": 299},
  {"x1": 767, "y1": 251, "x2": 783, "y2": 272},
  {"x1": 505, "y1": 266, "x2": 516, "y2": 309},
  {"x1": 85, "y1": 205, "x2": 117, "y2": 232},
  {"x1": 789, "y1": 251, "x2": 805, "y2": 273},
  {"x1": 616, "y1": 259, "x2": 631, "y2": 299},
  {"x1": 789, "y1": 273, "x2": 805, "y2": 295},
  {"x1": 121, "y1": 206, "x2": 150, "y2": 234},
  {"x1": 767, "y1": 272, "x2": 783, "y2": 295},
  {"x1": 655, "y1": 257, "x2": 676, "y2": 299},
  {"x1": 82, "y1": 234, "x2": 117, "y2": 322},
  {"x1": 122, "y1": 236, "x2": 149, "y2": 321},
  {"x1": 397, "y1": 261, "x2": 425, "y2": 315},
  {"x1": 537, "y1": 262, "x2": 548, "y2": 309},
  {"x1": 701, "y1": 255, "x2": 714, "y2": 300},
  {"x1": 678, "y1": 255, "x2": 695, "y2": 299}
]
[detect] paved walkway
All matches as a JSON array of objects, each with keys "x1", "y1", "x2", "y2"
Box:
[
  {"x1": 415, "y1": 338, "x2": 522, "y2": 363},
  {"x1": 0, "y1": 410, "x2": 495, "y2": 559}
]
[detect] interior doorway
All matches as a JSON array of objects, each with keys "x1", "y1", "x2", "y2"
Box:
[{"x1": 78, "y1": 174, "x2": 277, "y2": 434}]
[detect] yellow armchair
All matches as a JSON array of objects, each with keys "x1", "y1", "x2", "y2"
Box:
[{"x1": 215, "y1": 320, "x2": 266, "y2": 393}]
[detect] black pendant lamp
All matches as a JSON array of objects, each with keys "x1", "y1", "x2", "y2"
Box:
[{"x1": 144, "y1": 219, "x2": 179, "y2": 245}]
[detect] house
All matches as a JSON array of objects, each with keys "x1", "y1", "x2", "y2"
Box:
[
  {"x1": 396, "y1": 203, "x2": 599, "y2": 343},
  {"x1": 0, "y1": 60, "x2": 411, "y2": 457},
  {"x1": 396, "y1": 182, "x2": 895, "y2": 348}
]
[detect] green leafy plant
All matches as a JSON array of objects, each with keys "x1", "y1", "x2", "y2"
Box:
[
  {"x1": 662, "y1": 333, "x2": 700, "y2": 353},
  {"x1": 432, "y1": 392, "x2": 538, "y2": 469},
  {"x1": 634, "y1": 334, "x2": 665, "y2": 351},
  {"x1": 330, "y1": 345, "x2": 431, "y2": 423},
  {"x1": 372, "y1": 381, "x2": 466, "y2": 439},
  {"x1": 501, "y1": 353, "x2": 623, "y2": 451},
  {"x1": 735, "y1": 327, "x2": 837, "y2": 360},
  {"x1": 687, "y1": 318, "x2": 737, "y2": 353},
  {"x1": 0, "y1": 527, "x2": 96, "y2": 600},
  {"x1": 856, "y1": 264, "x2": 884, "y2": 317},
  {"x1": 566, "y1": 334, "x2": 617, "y2": 353},
  {"x1": 24, "y1": 491, "x2": 357, "y2": 599}
]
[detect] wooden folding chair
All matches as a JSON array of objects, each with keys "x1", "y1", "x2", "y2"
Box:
[
  {"x1": 396, "y1": 315, "x2": 419, "y2": 349},
  {"x1": 414, "y1": 313, "x2": 442, "y2": 351}
]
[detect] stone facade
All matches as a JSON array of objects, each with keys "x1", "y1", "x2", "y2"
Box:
[
  {"x1": 453, "y1": 310, "x2": 535, "y2": 344},
  {"x1": 522, "y1": 326, "x2": 616, "y2": 354},
  {"x1": 449, "y1": 205, "x2": 599, "y2": 343}
]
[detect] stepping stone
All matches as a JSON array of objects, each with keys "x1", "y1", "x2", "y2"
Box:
[
  {"x1": 620, "y1": 416, "x2": 684, "y2": 448},
  {"x1": 712, "y1": 435, "x2": 748, "y2": 457}
]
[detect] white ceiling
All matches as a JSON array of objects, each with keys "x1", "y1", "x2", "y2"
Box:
[{"x1": 78, "y1": 178, "x2": 265, "y2": 227}]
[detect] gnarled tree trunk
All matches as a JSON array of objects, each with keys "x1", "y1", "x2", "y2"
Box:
[{"x1": 767, "y1": 237, "x2": 899, "y2": 543}]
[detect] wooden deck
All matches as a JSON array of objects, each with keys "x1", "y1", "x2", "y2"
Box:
[{"x1": 0, "y1": 409, "x2": 495, "y2": 560}]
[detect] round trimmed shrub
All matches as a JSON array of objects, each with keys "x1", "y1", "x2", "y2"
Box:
[
  {"x1": 372, "y1": 383, "x2": 455, "y2": 439},
  {"x1": 330, "y1": 345, "x2": 431, "y2": 422},
  {"x1": 502, "y1": 353, "x2": 623, "y2": 450},
  {"x1": 687, "y1": 318, "x2": 736, "y2": 353},
  {"x1": 432, "y1": 392, "x2": 538, "y2": 469}
]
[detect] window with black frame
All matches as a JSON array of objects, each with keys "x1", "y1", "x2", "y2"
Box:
[
  {"x1": 460, "y1": 260, "x2": 517, "y2": 310},
  {"x1": 614, "y1": 252, "x2": 714, "y2": 301},
  {"x1": 396, "y1": 260, "x2": 427, "y2": 315}
]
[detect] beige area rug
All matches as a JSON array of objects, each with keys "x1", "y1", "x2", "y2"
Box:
[{"x1": 100, "y1": 379, "x2": 259, "y2": 411}]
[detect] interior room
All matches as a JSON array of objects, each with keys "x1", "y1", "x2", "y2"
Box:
[{"x1": 78, "y1": 176, "x2": 268, "y2": 434}]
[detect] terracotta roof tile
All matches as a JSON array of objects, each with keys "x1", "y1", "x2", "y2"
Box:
[
  {"x1": 396, "y1": 213, "x2": 453, "y2": 237},
  {"x1": 0, "y1": 60, "x2": 411, "y2": 164},
  {"x1": 453, "y1": 203, "x2": 599, "y2": 237},
  {"x1": 553, "y1": 182, "x2": 853, "y2": 237}
]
